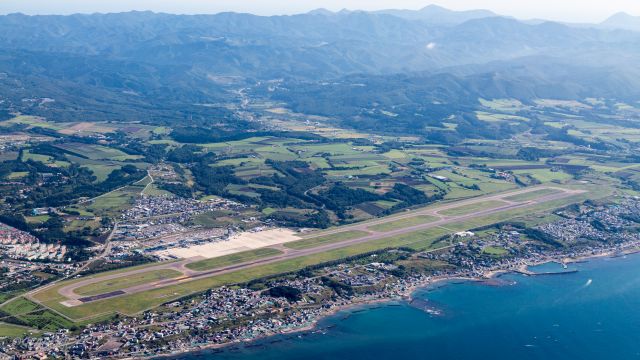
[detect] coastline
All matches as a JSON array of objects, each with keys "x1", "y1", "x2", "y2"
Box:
[{"x1": 147, "y1": 242, "x2": 640, "y2": 360}]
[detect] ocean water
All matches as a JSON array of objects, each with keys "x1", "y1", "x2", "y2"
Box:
[{"x1": 176, "y1": 254, "x2": 640, "y2": 360}]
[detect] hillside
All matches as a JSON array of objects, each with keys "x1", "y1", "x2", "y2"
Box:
[{"x1": 0, "y1": 9, "x2": 639, "y2": 126}]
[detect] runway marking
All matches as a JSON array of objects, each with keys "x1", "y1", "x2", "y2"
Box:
[{"x1": 53, "y1": 186, "x2": 586, "y2": 306}]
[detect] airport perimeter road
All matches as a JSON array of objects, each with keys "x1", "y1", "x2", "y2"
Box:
[{"x1": 53, "y1": 186, "x2": 585, "y2": 305}]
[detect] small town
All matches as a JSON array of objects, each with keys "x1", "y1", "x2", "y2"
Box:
[{"x1": 112, "y1": 195, "x2": 252, "y2": 252}]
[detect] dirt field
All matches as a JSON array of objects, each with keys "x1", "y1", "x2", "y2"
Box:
[{"x1": 58, "y1": 122, "x2": 115, "y2": 135}]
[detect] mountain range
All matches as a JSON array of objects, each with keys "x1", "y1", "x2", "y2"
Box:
[{"x1": 0, "y1": 7, "x2": 638, "y2": 124}]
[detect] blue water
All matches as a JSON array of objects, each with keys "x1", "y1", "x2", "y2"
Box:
[
  {"x1": 527, "y1": 261, "x2": 577, "y2": 273},
  {"x1": 177, "y1": 254, "x2": 640, "y2": 360}
]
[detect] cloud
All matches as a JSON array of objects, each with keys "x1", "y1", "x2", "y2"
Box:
[{"x1": 426, "y1": 42, "x2": 437, "y2": 50}]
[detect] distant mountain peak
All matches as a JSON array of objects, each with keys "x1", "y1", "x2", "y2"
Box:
[
  {"x1": 601, "y1": 12, "x2": 640, "y2": 31},
  {"x1": 307, "y1": 8, "x2": 334, "y2": 16},
  {"x1": 374, "y1": 4, "x2": 497, "y2": 25},
  {"x1": 608, "y1": 12, "x2": 636, "y2": 19},
  {"x1": 420, "y1": 4, "x2": 447, "y2": 11},
  {"x1": 419, "y1": 4, "x2": 492, "y2": 14}
]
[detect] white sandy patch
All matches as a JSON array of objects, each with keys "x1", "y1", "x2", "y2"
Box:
[
  {"x1": 156, "y1": 228, "x2": 300, "y2": 259},
  {"x1": 61, "y1": 300, "x2": 84, "y2": 307}
]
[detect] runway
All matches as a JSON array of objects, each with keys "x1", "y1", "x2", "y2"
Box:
[{"x1": 55, "y1": 186, "x2": 585, "y2": 306}]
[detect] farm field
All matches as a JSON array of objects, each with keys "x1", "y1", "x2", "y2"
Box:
[
  {"x1": 8, "y1": 116, "x2": 587, "y2": 246},
  {"x1": 55, "y1": 143, "x2": 142, "y2": 161},
  {"x1": 0, "y1": 116, "x2": 160, "y2": 138}
]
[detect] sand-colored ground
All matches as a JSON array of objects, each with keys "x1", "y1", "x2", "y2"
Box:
[
  {"x1": 58, "y1": 122, "x2": 115, "y2": 135},
  {"x1": 156, "y1": 228, "x2": 301, "y2": 259}
]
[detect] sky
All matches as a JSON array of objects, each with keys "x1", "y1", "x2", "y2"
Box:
[{"x1": 0, "y1": 0, "x2": 638, "y2": 23}]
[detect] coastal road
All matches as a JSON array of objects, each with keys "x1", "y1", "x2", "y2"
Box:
[{"x1": 53, "y1": 186, "x2": 586, "y2": 306}]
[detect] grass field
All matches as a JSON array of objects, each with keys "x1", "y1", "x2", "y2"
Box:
[
  {"x1": 74, "y1": 269, "x2": 184, "y2": 296},
  {"x1": 0, "y1": 290, "x2": 24, "y2": 304},
  {"x1": 82, "y1": 184, "x2": 142, "y2": 217},
  {"x1": 142, "y1": 183, "x2": 172, "y2": 197},
  {"x1": 0, "y1": 323, "x2": 34, "y2": 338},
  {"x1": 439, "y1": 200, "x2": 507, "y2": 216},
  {"x1": 0, "y1": 297, "x2": 42, "y2": 316},
  {"x1": 18, "y1": 310, "x2": 76, "y2": 331},
  {"x1": 185, "y1": 248, "x2": 284, "y2": 271},
  {"x1": 513, "y1": 169, "x2": 573, "y2": 183},
  {"x1": 7, "y1": 171, "x2": 28, "y2": 179},
  {"x1": 56, "y1": 143, "x2": 142, "y2": 161},
  {"x1": 1, "y1": 115, "x2": 64, "y2": 130},
  {"x1": 285, "y1": 230, "x2": 369, "y2": 250},
  {"x1": 483, "y1": 246, "x2": 508, "y2": 256},
  {"x1": 504, "y1": 188, "x2": 562, "y2": 202},
  {"x1": 25, "y1": 215, "x2": 51, "y2": 224},
  {"x1": 0, "y1": 297, "x2": 73, "y2": 333},
  {"x1": 22, "y1": 150, "x2": 53, "y2": 164},
  {"x1": 368, "y1": 215, "x2": 438, "y2": 232}
]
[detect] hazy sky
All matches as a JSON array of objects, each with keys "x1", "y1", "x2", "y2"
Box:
[{"x1": 0, "y1": 0, "x2": 638, "y2": 23}]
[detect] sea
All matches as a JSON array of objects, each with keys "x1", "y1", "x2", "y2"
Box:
[{"x1": 173, "y1": 253, "x2": 640, "y2": 360}]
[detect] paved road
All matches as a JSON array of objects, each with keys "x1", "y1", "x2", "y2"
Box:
[{"x1": 54, "y1": 186, "x2": 585, "y2": 305}]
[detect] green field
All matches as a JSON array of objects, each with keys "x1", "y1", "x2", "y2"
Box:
[
  {"x1": 142, "y1": 183, "x2": 172, "y2": 196},
  {"x1": 6, "y1": 171, "x2": 28, "y2": 180},
  {"x1": 82, "y1": 184, "x2": 142, "y2": 216},
  {"x1": 504, "y1": 188, "x2": 562, "y2": 202},
  {"x1": 0, "y1": 297, "x2": 42, "y2": 316},
  {"x1": 2, "y1": 115, "x2": 64, "y2": 130},
  {"x1": 17, "y1": 309, "x2": 76, "y2": 331},
  {"x1": 74, "y1": 269, "x2": 184, "y2": 296},
  {"x1": 56, "y1": 143, "x2": 142, "y2": 161},
  {"x1": 513, "y1": 169, "x2": 573, "y2": 183},
  {"x1": 0, "y1": 323, "x2": 34, "y2": 338},
  {"x1": 483, "y1": 246, "x2": 508, "y2": 256},
  {"x1": 25, "y1": 215, "x2": 51, "y2": 224},
  {"x1": 439, "y1": 200, "x2": 507, "y2": 216},
  {"x1": 22, "y1": 150, "x2": 53, "y2": 164},
  {"x1": 285, "y1": 230, "x2": 369, "y2": 250},
  {"x1": 191, "y1": 209, "x2": 251, "y2": 228},
  {"x1": 368, "y1": 215, "x2": 438, "y2": 232},
  {"x1": 185, "y1": 248, "x2": 284, "y2": 271},
  {"x1": 0, "y1": 297, "x2": 73, "y2": 333}
]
